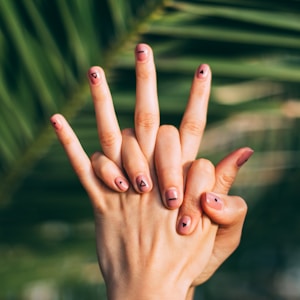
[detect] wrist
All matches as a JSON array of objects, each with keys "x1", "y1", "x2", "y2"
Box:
[{"x1": 105, "y1": 277, "x2": 189, "y2": 300}]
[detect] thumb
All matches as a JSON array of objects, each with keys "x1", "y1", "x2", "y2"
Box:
[
  {"x1": 214, "y1": 147, "x2": 254, "y2": 194},
  {"x1": 201, "y1": 191, "x2": 247, "y2": 234}
]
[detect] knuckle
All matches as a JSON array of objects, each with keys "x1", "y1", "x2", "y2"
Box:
[
  {"x1": 136, "y1": 69, "x2": 150, "y2": 80},
  {"x1": 90, "y1": 151, "x2": 101, "y2": 162},
  {"x1": 182, "y1": 195, "x2": 201, "y2": 215},
  {"x1": 135, "y1": 112, "x2": 158, "y2": 130},
  {"x1": 97, "y1": 159, "x2": 112, "y2": 178},
  {"x1": 218, "y1": 172, "x2": 236, "y2": 191},
  {"x1": 90, "y1": 153, "x2": 113, "y2": 179},
  {"x1": 121, "y1": 128, "x2": 134, "y2": 136},
  {"x1": 136, "y1": 65, "x2": 154, "y2": 80},
  {"x1": 159, "y1": 124, "x2": 178, "y2": 134},
  {"x1": 99, "y1": 131, "x2": 119, "y2": 149},
  {"x1": 194, "y1": 158, "x2": 215, "y2": 175},
  {"x1": 180, "y1": 118, "x2": 206, "y2": 137}
]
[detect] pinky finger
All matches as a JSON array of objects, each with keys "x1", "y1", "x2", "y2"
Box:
[
  {"x1": 50, "y1": 114, "x2": 103, "y2": 206},
  {"x1": 91, "y1": 152, "x2": 129, "y2": 192}
]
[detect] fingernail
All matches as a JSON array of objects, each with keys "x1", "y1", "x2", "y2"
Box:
[
  {"x1": 165, "y1": 188, "x2": 179, "y2": 208},
  {"x1": 115, "y1": 177, "x2": 129, "y2": 192},
  {"x1": 236, "y1": 148, "x2": 254, "y2": 167},
  {"x1": 197, "y1": 64, "x2": 209, "y2": 79},
  {"x1": 136, "y1": 175, "x2": 150, "y2": 192},
  {"x1": 88, "y1": 68, "x2": 101, "y2": 85},
  {"x1": 135, "y1": 44, "x2": 148, "y2": 62},
  {"x1": 206, "y1": 192, "x2": 223, "y2": 210},
  {"x1": 178, "y1": 216, "x2": 192, "y2": 234},
  {"x1": 50, "y1": 115, "x2": 62, "y2": 130}
]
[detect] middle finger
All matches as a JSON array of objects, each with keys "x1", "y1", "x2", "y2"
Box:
[{"x1": 134, "y1": 44, "x2": 160, "y2": 162}]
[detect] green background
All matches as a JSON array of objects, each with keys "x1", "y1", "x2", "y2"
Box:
[{"x1": 0, "y1": 0, "x2": 300, "y2": 299}]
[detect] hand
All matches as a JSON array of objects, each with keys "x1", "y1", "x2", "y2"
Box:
[
  {"x1": 50, "y1": 43, "x2": 220, "y2": 299},
  {"x1": 50, "y1": 116, "x2": 219, "y2": 300},
  {"x1": 87, "y1": 44, "x2": 253, "y2": 291},
  {"x1": 51, "y1": 43, "x2": 253, "y2": 299},
  {"x1": 155, "y1": 117, "x2": 252, "y2": 299}
]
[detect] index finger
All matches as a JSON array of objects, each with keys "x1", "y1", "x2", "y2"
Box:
[{"x1": 88, "y1": 66, "x2": 122, "y2": 166}]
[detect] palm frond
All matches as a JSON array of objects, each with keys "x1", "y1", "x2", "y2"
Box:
[{"x1": 0, "y1": 0, "x2": 300, "y2": 298}]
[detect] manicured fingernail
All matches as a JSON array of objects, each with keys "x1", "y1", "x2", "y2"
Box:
[
  {"x1": 135, "y1": 44, "x2": 148, "y2": 62},
  {"x1": 165, "y1": 188, "x2": 179, "y2": 208},
  {"x1": 50, "y1": 115, "x2": 62, "y2": 130},
  {"x1": 206, "y1": 193, "x2": 223, "y2": 210},
  {"x1": 197, "y1": 64, "x2": 209, "y2": 79},
  {"x1": 178, "y1": 216, "x2": 192, "y2": 234},
  {"x1": 115, "y1": 177, "x2": 129, "y2": 192},
  {"x1": 88, "y1": 68, "x2": 101, "y2": 84},
  {"x1": 236, "y1": 148, "x2": 254, "y2": 167},
  {"x1": 136, "y1": 175, "x2": 150, "y2": 192}
]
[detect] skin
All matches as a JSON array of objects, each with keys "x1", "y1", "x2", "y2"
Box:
[{"x1": 50, "y1": 43, "x2": 252, "y2": 299}]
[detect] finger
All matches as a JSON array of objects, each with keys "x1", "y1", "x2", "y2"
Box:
[
  {"x1": 91, "y1": 152, "x2": 129, "y2": 192},
  {"x1": 201, "y1": 192, "x2": 247, "y2": 252},
  {"x1": 214, "y1": 147, "x2": 254, "y2": 194},
  {"x1": 88, "y1": 66, "x2": 122, "y2": 165},
  {"x1": 180, "y1": 64, "x2": 211, "y2": 166},
  {"x1": 121, "y1": 128, "x2": 152, "y2": 193},
  {"x1": 155, "y1": 125, "x2": 183, "y2": 209},
  {"x1": 177, "y1": 158, "x2": 216, "y2": 235},
  {"x1": 134, "y1": 43, "x2": 160, "y2": 161},
  {"x1": 50, "y1": 114, "x2": 103, "y2": 208}
]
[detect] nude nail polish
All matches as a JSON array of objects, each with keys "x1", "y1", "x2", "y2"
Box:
[
  {"x1": 205, "y1": 192, "x2": 223, "y2": 210},
  {"x1": 50, "y1": 115, "x2": 62, "y2": 130},
  {"x1": 88, "y1": 68, "x2": 101, "y2": 85},
  {"x1": 165, "y1": 188, "x2": 178, "y2": 208},
  {"x1": 197, "y1": 64, "x2": 209, "y2": 79},
  {"x1": 178, "y1": 216, "x2": 191, "y2": 234},
  {"x1": 115, "y1": 177, "x2": 129, "y2": 191},
  {"x1": 135, "y1": 44, "x2": 148, "y2": 62},
  {"x1": 136, "y1": 175, "x2": 149, "y2": 192},
  {"x1": 236, "y1": 148, "x2": 254, "y2": 167}
]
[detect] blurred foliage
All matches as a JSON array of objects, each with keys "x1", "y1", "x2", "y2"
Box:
[{"x1": 0, "y1": 0, "x2": 300, "y2": 299}]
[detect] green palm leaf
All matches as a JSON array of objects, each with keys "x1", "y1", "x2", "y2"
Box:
[{"x1": 0, "y1": 0, "x2": 300, "y2": 298}]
